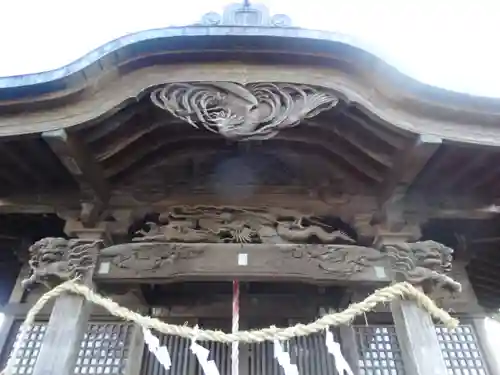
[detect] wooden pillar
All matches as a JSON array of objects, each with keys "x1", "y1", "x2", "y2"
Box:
[
  {"x1": 472, "y1": 317, "x2": 500, "y2": 375},
  {"x1": 0, "y1": 266, "x2": 28, "y2": 359},
  {"x1": 391, "y1": 298, "x2": 448, "y2": 375},
  {"x1": 124, "y1": 325, "x2": 146, "y2": 375},
  {"x1": 31, "y1": 224, "x2": 108, "y2": 375},
  {"x1": 338, "y1": 325, "x2": 360, "y2": 374},
  {"x1": 376, "y1": 229, "x2": 449, "y2": 375},
  {"x1": 338, "y1": 292, "x2": 360, "y2": 375},
  {"x1": 120, "y1": 293, "x2": 148, "y2": 375}
]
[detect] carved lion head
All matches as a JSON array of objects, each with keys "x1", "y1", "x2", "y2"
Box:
[
  {"x1": 29, "y1": 237, "x2": 69, "y2": 263},
  {"x1": 410, "y1": 240, "x2": 454, "y2": 273}
]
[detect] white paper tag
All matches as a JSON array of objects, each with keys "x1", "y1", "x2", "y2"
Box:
[
  {"x1": 143, "y1": 328, "x2": 171, "y2": 371},
  {"x1": 191, "y1": 341, "x2": 220, "y2": 375},
  {"x1": 374, "y1": 266, "x2": 387, "y2": 279},
  {"x1": 325, "y1": 330, "x2": 354, "y2": 375},
  {"x1": 97, "y1": 262, "x2": 110, "y2": 274},
  {"x1": 274, "y1": 340, "x2": 299, "y2": 375},
  {"x1": 238, "y1": 253, "x2": 248, "y2": 266}
]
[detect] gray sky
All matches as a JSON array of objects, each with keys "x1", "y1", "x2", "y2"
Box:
[{"x1": 0, "y1": 0, "x2": 498, "y2": 97}]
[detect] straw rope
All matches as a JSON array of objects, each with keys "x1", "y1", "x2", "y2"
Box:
[{"x1": 2, "y1": 279, "x2": 459, "y2": 375}]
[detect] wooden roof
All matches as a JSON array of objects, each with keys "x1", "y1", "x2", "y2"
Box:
[{"x1": 0, "y1": 3, "x2": 497, "y2": 220}]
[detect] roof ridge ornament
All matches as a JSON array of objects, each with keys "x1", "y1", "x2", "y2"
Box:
[{"x1": 197, "y1": 2, "x2": 293, "y2": 27}]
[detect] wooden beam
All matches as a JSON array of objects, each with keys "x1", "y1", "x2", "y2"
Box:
[
  {"x1": 42, "y1": 129, "x2": 110, "y2": 225},
  {"x1": 0, "y1": 190, "x2": 496, "y2": 221},
  {"x1": 148, "y1": 294, "x2": 320, "y2": 318},
  {"x1": 31, "y1": 232, "x2": 105, "y2": 375},
  {"x1": 378, "y1": 134, "x2": 442, "y2": 207},
  {"x1": 439, "y1": 150, "x2": 492, "y2": 192},
  {"x1": 95, "y1": 242, "x2": 391, "y2": 285},
  {"x1": 391, "y1": 298, "x2": 449, "y2": 375},
  {"x1": 1, "y1": 302, "x2": 52, "y2": 318},
  {"x1": 0, "y1": 143, "x2": 48, "y2": 187}
]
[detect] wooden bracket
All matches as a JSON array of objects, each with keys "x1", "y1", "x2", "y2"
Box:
[
  {"x1": 42, "y1": 129, "x2": 110, "y2": 226},
  {"x1": 375, "y1": 134, "x2": 442, "y2": 225}
]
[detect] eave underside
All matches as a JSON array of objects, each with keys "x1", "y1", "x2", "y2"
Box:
[{"x1": 0, "y1": 95, "x2": 499, "y2": 215}]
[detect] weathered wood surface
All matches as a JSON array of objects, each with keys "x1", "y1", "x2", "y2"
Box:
[
  {"x1": 472, "y1": 318, "x2": 500, "y2": 375},
  {"x1": 42, "y1": 129, "x2": 110, "y2": 225},
  {"x1": 378, "y1": 134, "x2": 442, "y2": 207},
  {"x1": 31, "y1": 234, "x2": 103, "y2": 375},
  {"x1": 123, "y1": 325, "x2": 145, "y2": 375},
  {"x1": 1, "y1": 64, "x2": 500, "y2": 147},
  {"x1": 95, "y1": 243, "x2": 391, "y2": 284},
  {"x1": 32, "y1": 294, "x2": 92, "y2": 375},
  {"x1": 0, "y1": 191, "x2": 495, "y2": 223},
  {"x1": 150, "y1": 294, "x2": 321, "y2": 318},
  {"x1": 391, "y1": 299, "x2": 449, "y2": 375},
  {"x1": 338, "y1": 325, "x2": 360, "y2": 375},
  {"x1": 0, "y1": 267, "x2": 28, "y2": 360},
  {"x1": 378, "y1": 227, "x2": 449, "y2": 375}
]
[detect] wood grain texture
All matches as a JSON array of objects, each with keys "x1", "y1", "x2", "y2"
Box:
[
  {"x1": 391, "y1": 299, "x2": 449, "y2": 375},
  {"x1": 32, "y1": 294, "x2": 92, "y2": 375},
  {"x1": 95, "y1": 243, "x2": 391, "y2": 285},
  {"x1": 42, "y1": 129, "x2": 110, "y2": 205},
  {"x1": 0, "y1": 64, "x2": 499, "y2": 147}
]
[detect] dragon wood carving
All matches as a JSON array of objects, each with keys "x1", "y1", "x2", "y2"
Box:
[
  {"x1": 150, "y1": 82, "x2": 338, "y2": 141},
  {"x1": 283, "y1": 240, "x2": 461, "y2": 290},
  {"x1": 287, "y1": 245, "x2": 387, "y2": 280},
  {"x1": 383, "y1": 240, "x2": 462, "y2": 294},
  {"x1": 22, "y1": 237, "x2": 102, "y2": 289},
  {"x1": 132, "y1": 206, "x2": 356, "y2": 245},
  {"x1": 99, "y1": 243, "x2": 205, "y2": 273}
]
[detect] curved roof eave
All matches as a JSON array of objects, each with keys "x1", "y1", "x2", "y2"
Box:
[
  {"x1": 0, "y1": 25, "x2": 498, "y2": 108},
  {"x1": 0, "y1": 26, "x2": 389, "y2": 90},
  {"x1": 0, "y1": 25, "x2": 500, "y2": 146}
]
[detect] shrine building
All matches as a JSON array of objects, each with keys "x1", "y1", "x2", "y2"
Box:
[{"x1": 0, "y1": 2, "x2": 499, "y2": 375}]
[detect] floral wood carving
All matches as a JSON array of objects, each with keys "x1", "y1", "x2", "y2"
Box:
[
  {"x1": 22, "y1": 237, "x2": 102, "y2": 289},
  {"x1": 150, "y1": 82, "x2": 338, "y2": 141},
  {"x1": 132, "y1": 206, "x2": 355, "y2": 245},
  {"x1": 286, "y1": 245, "x2": 386, "y2": 280},
  {"x1": 383, "y1": 240, "x2": 462, "y2": 294}
]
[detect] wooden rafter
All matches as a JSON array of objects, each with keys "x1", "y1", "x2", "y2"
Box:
[
  {"x1": 342, "y1": 110, "x2": 407, "y2": 150},
  {"x1": 42, "y1": 129, "x2": 110, "y2": 226},
  {"x1": 377, "y1": 134, "x2": 442, "y2": 214},
  {"x1": 0, "y1": 143, "x2": 47, "y2": 187},
  {"x1": 438, "y1": 150, "x2": 492, "y2": 192}
]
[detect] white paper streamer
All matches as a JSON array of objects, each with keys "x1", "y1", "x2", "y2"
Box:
[
  {"x1": 143, "y1": 327, "x2": 172, "y2": 371},
  {"x1": 190, "y1": 339, "x2": 220, "y2": 375},
  {"x1": 325, "y1": 329, "x2": 354, "y2": 375},
  {"x1": 273, "y1": 340, "x2": 299, "y2": 375}
]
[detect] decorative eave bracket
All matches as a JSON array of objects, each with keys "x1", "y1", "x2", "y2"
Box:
[
  {"x1": 151, "y1": 81, "x2": 339, "y2": 141},
  {"x1": 42, "y1": 129, "x2": 110, "y2": 226}
]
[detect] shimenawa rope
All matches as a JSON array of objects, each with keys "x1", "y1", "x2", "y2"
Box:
[{"x1": 2, "y1": 280, "x2": 459, "y2": 375}]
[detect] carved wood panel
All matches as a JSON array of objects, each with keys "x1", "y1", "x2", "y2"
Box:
[
  {"x1": 95, "y1": 243, "x2": 390, "y2": 285},
  {"x1": 150, "y1": 82, "x2": 338, "y2": 141}
]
